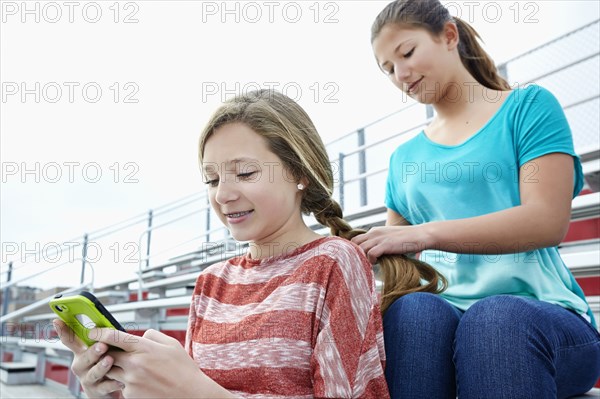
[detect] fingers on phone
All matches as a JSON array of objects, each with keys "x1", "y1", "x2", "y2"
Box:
[
  {"x1": 53, "y1": 319, "x2": 86, "y2": 353},
  {"x1": 70, "y1": 343, "x2": 106, "y2": 377},
  {"x1": 95, "y1": 379, "x2": 125, "y2": 396},
  {"x1": 88, "y1": 359, "x2": 125, "y2": 396},
  {"x1": 87, "y1": 356, "x2": 112, "y2": 383}
]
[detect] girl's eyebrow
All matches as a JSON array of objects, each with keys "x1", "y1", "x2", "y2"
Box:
[
  {"x1": 202, "y1": 157, "x2": 260, "y2": 174},
  {"x1": 226, "y1": 157, "x2": 259, "y2": 165}
]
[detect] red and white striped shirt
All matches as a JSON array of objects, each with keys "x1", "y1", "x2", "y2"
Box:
[{"x1": 185, "y1": 236, "x2": 390, "y2": 399}]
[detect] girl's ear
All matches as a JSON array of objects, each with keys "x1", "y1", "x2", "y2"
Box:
[
  {"x1": 298, "y1": 176, "x2": 309, "y2": 189},
  {"x1": 443, "y1": 21, "x2": 460, "y2": 51}
]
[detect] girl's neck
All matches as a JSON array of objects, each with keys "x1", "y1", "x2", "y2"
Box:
[
  {"x1": 248, "y1": 228, "x2": 322, "y2": 260},
  {"x1": 430, "y1": 68, "x2": 493, "y2": 120},
  {"x1": 423, "y1": 77, "x2": 512, "y2": 146}
]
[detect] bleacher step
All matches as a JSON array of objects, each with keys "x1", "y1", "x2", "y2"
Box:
[{"x1": 0, "y1": 362, "x2": 37, "y2": 385}]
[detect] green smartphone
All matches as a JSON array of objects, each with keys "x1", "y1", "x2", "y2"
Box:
[{"x1": 50, "y1": 291, "x2": 126, "y2": 347}]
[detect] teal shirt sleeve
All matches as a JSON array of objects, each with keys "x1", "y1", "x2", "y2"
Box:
[
  {"x1": 384, "y1": 147, "x2": 412, "y2": 221},
  {"x1": 385, "y1": 151, "x2": 401, "y2": 215},
  {"x1": 513, "y1": 85, "x2": 584, "y2": 197}
]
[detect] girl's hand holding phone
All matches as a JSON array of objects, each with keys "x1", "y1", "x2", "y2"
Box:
[
  {"x1": 90, "y1": 327, "x2": 234, "y2": 399},
  {"x1": 50, "y1": 292, "x2": 126, "y2": 398},
  {"x1": 53, "y1": 318, "x2": 124, "y2": 399},
  {"x1": 51, "y1": 291, "x2": 233, "y2": 398}
]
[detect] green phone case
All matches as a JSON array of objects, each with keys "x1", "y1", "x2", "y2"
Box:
[{"x1": 49, "y1": 291, "x2": 125, "y2": 347}]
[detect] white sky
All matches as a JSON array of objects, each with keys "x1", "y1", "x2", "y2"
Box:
[{"x1": 1, "y1": 1, "x2": 599, "y2": 287}]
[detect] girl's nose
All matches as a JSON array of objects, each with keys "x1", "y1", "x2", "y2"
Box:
[
  {"x1": 394, "y1": 64, "x2": 411, "y2": 84},
  {"x1": 215, "y1": 180, "x2": 240, "y2": 205}
]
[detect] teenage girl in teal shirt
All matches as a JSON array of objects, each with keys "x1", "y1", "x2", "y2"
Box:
[{"x1": 352, "y1": 0, "x2": 600, "y2": 398}]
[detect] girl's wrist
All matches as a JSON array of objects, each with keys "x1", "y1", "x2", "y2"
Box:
[{"x1": 420, "y1": 221, "x2": 440, "y2": 251}]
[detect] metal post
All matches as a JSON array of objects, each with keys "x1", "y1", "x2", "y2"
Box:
[
  {"x1": 338, "y1": 153, "x2": 345, "y2": 210},
  {"x1": 205, "y1": 196, "x2": 211, "y2": 243},
  {"x1": 66, "y1": 362, "x2": 82, "y2": 398},
  {"x1": 80, "y1": 234, "x2": 88, "y2": 284},
  {"x1": 1, "y1": 262, "x2": 13, "y2": 334},
  {"x1": 357, "y1": 128, "x2": 367, "y2": 207},
  {"x1": 145, "y1": 210, "x2": 153, "y2": 269},
  {"x1": 498, "y1": 63, "x2": 508, "y2": 81},
  {"x1": 426, "y1": 104, "x2": 434, "y2": 119}
]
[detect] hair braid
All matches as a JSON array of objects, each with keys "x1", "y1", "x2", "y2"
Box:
[{"x1": 313, "y1": 198, "x2": 447, "y2": 314}]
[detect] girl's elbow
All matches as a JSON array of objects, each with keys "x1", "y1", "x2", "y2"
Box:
[
  {"x1": 527, "y1": 203, "x2": 571, "y2": 248},
  {"x1": 545, "y1": 236, "x2": 564, "y2": 248},
  {"x1": 545, "y1": 221, "x2": 570, "y2": 247}
]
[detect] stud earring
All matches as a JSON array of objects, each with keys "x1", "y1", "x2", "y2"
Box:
[{"x1": 297, "y1": 183, "x2": 305, "y2": 191}]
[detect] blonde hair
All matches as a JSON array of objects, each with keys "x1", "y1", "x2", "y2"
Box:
[
  {"x1": 371, "y1": 0, "x2": 511, "y2": 91},
  {"x1": 199, "y1": 90, "x2": 446, "y2": 313}
]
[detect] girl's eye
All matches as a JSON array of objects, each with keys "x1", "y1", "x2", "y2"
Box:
[
  {"x1": 205, "y1": 179, "x2": 219, "y2": 187},
  {"x1": 403, "y1": 48, "x2": 415, "y2": 58},
  {"x1": 204, "y1": 171, "x2": 257, "y2": 187},
  {"x1": 237, "y1": 171, "x2": 256, "y2": 180}
]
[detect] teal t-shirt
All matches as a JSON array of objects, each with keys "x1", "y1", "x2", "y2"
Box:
[{"x1": 385, "y1": 85, "x2": 595, "y2": 326}]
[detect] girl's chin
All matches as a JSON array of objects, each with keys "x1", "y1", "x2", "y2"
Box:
[
  {"x1": 228, "y1": 230, "x2": 249, "y2": 242},
  {"x1": 228, "y1": 229, "x2": 260, "y2": 243}
]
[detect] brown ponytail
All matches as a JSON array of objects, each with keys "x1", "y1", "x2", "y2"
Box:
[
  {"x1": 199, "y1": 89, "x2": 447, "y2": 315},
  {"x1": 371, "y1": 0, "x2": 510, "y2": 91},
  {"x1": 453, "y1": 17, "x2": 511, "y2": 90}
]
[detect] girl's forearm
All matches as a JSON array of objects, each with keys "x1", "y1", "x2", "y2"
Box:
[
  {"x1": 194, "y1": 373, "x2": 236, "y2": 399},
  {"x1": 423, "y1": 204, "x2": 569, "y2": 254}
]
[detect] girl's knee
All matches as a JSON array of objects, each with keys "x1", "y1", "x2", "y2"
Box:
[
  {"x1": 462, "y1": 295, "x2": 537, "y2": 321},
  {"x1": 456, "y1": 295, "x2": 540, "y2": 342},
  {"x1": 384, "y1": 293, "x2": 460, "y2": 331}
]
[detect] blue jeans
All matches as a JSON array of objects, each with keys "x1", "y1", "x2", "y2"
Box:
[{"x1": 383, "y1": 293, "x2": 600, "y2": 399}]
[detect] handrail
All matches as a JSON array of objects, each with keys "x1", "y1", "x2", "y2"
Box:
[
  {"x1": 518, "y1": 52, "x2": 600, "y2": 85},
  {"x1": 152, "y1": 191, "x2": 204, "y2": 213},
  {"x1": 1, "y1": 193, "x2": 206, "y2": 273},
  {"x1": 1, "y1": 257, "x2": 88, "y2": 290},
  {"x1": 501, "y1": 19, "x2": 599, "y2": 65},
  {"x1": 340, "y1": 119, "x2": 432, "y2": 159},
  {"x1": 1, "y1": 242, "x2": 83, "y2": 276},
  {"x1": 0, "y1": 259, "x2": 95, "y2": 324},
  {"x1": 138, "y1": 227, "x2": 228, "y2": 267},
  {"x1": 563, "y1": 95, "x2": 600, "y2": 111},
  {"x1": 84, "y1": 193, "x2": 206, "y2": 247},
  {"x1": 0, "y1": 283, "x2": 90, "y2": 324},
  {"x1": 0, "y1": 284, "x2": 89, "y2": 324},
  {"x1": 136, "y1": 224, "x2": 228, "y2": 301},
  {"x1": 151, "y1": 193, "x2": 207, "y2": 219},
  {"x1": 326, "y1": 102, "x2": 420, "y2": 146},
  {"x1": 343, "y1": 167, "x2": 389, "y2": 185}
]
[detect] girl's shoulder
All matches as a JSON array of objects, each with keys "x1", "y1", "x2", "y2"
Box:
[
  {"x1": 196, "y1": 255, "x2": 246, "y2": 281},
  {"x1": 311, "y1": 235, "x2": 361, "y2": 253},
  {"x1": 508, "y1": 84, "x2": 558, "y2": 106},
  {"x1": 202, "y1": 258, "x2": 233, "y2": 273},
  {"x1": 310, "y1": 236, "x2": 372, "y2": 270},
  {"x1": 388, "y1": 131, "x2": 427, "y2": 162}
]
